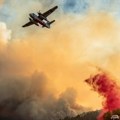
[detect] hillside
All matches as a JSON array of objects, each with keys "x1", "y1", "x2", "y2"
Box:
[{"x1": 60, "y1": 110, "x2": 100, "y2": 120}]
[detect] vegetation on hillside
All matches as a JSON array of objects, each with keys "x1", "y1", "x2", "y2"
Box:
[{"x1": 60, "y1": 110, "x2": 100, "y2": 120}]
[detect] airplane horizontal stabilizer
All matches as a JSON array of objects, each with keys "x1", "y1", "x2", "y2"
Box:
[{"x1": 49, "y1": 20, "x2": 55, "y2": 25}]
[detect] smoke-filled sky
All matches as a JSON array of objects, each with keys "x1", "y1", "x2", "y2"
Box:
[{"x1": 1, "y1": 0, "x2": 120, "y2": 119}]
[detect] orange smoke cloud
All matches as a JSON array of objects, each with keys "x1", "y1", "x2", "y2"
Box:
[
  {"x1": 0, "y1": 12, "x2": 120, "y2": 111},
  {"x1": 0, "y1": 0, "x2": 4, "y2": 5}
]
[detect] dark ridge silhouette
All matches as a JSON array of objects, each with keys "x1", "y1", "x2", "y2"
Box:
[{"x1": 60, "y1": 110, "x2": 100, "y2": 120}]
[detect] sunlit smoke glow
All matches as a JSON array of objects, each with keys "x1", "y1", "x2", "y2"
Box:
[
  {"x1": 0, "y1": 12, "x2": 120, "y2": 112},
  {"x1": 0, "y1": 22, "x2": 11, "y2": 42},
  {"x1": 0, "y1": 22, "x2": 11, "y2": 53},
  {"x1": 1, "y1": 0, "x2": 120, "y2": 119}
]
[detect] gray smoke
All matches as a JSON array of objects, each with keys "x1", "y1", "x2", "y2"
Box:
[
  {"x1": 0, "y1": 72, "x2": 89, "y2": 120},
  {"x1": 0, "y1": 37, "x2": 90, "y2": 119}
]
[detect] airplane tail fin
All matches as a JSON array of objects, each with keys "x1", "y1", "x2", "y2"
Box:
[{"x1": 49, "y1": 20, "x2": 55, "y2": 25}]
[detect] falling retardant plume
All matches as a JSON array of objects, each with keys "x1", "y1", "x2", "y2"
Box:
[
  {"x1": 85, "y1": 69, "x2": 120, "y2": 120},
  {"x1": 1, "y1": 3, "x2": 120, "y2": 118}
]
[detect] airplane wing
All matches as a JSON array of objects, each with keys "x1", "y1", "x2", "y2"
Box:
[
  {"x1": 22, "y1": 21, "x2": 34, "y2": 27},
  {"x1": 42, "y1": 6, "x2": 58, "y2": 17}
]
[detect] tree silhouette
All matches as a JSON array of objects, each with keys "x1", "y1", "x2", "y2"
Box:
[
  {"x1": 61, "y1": 110, "x2": 100, "y2": 120},
  {"x1": 103, "y1": 109, "x2": 120, "y2": 120}
]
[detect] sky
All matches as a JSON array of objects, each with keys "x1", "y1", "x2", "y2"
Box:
[{"x1": 1, "y1": 0, "x2": 120, "y2": 119}]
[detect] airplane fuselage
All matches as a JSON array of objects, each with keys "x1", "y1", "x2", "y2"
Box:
[
  {"x1": 22, "y1": 6, "x2": 58, "y2": 28},
  {"x1": 29, "y1": 13, "x2": 50, "y2": 28}
]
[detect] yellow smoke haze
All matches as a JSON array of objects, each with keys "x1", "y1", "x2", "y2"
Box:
[
  {"x1": 1, "y1": 12, "x2": 120, "y2": 110},
  {"x1": 0, "y1": 0, "x2": 4, "y2": 5}
]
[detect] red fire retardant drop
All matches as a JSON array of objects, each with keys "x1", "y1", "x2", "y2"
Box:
[{"x1": 85, "y1": 72, "x2": 120, "y2": 120}]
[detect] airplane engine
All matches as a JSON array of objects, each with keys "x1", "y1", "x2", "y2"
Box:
[
  {"x1": 29, "y1": 18, "x2": 39, "y2": 26},
  {"x1": 38, "y1": 11, "x2": 42, "y2": 15},
  {"x1": 34, "y1": 23, "x2": 39, "y2": 26},
  {"x1": 29, "y1": 18, "x2": 33, "y2": 21}
]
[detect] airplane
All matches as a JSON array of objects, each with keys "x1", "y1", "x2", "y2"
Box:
[{"x1": 22, "y1": 6, "x2": 58, "y2": 28}]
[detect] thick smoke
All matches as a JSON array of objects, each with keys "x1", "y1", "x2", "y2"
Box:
[
  {"x1": 0, "y1": 22, "x2": 90, "y2": 119},
  {"x1": 1, "y1": 12, "x2": 120, "y2": 110},
  {"x1": 0, "y1": 72, "x2": 88, "y2": 120},
  {"x1": 85, "y1": 70, "x2": 120, "y2": 120},
  {"x1": 1, "y1": 0, "x2": 120, "y2": 117}
]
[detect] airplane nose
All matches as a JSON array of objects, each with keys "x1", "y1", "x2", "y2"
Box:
[
  {"x1": 29, "y1": 13, "x2": 32, "y2": 17},
  {"x1": 29, "y1": 13, "x2": 33, "y2": 17}
]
